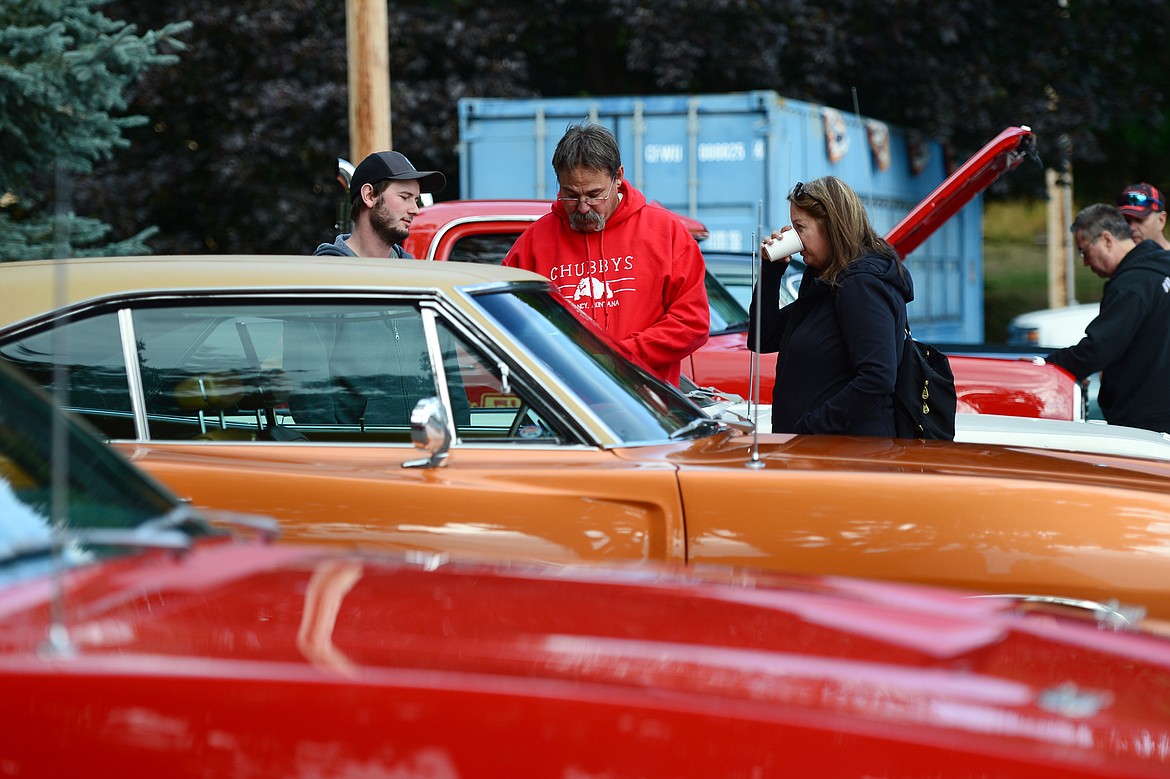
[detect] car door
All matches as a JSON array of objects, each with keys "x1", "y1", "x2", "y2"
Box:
[{"x1": 0, "y1": 294, "x2": 687, "y2": 565}]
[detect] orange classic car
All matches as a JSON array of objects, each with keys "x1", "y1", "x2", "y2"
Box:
[
  {"x1": 2, "y1": 256, "x2": 1169, "y2": 622},
  {"x1": 5, "y1": 360, "x2": 1169, "y2": 778}
]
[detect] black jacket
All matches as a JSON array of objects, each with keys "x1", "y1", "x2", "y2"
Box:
[
  {"x1": 749, "y1": 251, "x2": 913, "y2": 435},
  {"x1": 1047, "y1": 240, "x2": 1170, "y2": 432}
]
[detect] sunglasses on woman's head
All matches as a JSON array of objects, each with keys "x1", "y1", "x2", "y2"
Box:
[{"x1": 792, "y1": 181, "x2": 823, "y2": 208}]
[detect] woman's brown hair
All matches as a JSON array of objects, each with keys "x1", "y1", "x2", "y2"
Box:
[{"x1": 788, "y1": 176, "x2": 902, "y2": 288}]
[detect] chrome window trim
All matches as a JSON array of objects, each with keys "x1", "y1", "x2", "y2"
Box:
[
  {"x1": 117, "y1": 307, "x2": 152, "y2": 441},
  {"x1": 423, "y1": 214, "x2": 539, "y2": 260},
  {"x1": 418, "y1": 307, "x2": 457, "y2": 443},
  {"x1": 418, "y1": 297, "x2": 597, "y2": 447}
]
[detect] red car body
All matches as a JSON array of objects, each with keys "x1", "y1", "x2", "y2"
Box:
[
  {"x1": 401, "y1": 127, "x2": 1080, "y2": 421},
  {"x1": 7, "y1": 538, "x2": 1170, "y2": 778}
]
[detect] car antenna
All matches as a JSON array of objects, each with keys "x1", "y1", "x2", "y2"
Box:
[
  {"x1": 43, "y1": 161, "x2": 76, "y2": 659},
  {"x1": 852, "y1": 87, "x2": 875, "y2": 209},
  {"x1": 746, "y1": 202, "x2": 764, "y2": 470}
]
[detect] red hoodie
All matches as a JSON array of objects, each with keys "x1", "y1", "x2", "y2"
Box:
[{"x1": 503, "y1": 181, "x2": 710, "y2": 385}]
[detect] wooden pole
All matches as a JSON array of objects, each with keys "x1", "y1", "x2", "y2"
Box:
[
  {"x1": 345, "y1": 0, "x2": 392, "y2": 162},
  {"x1": 1046, "y1": 166, "x2": 1074, "y2": 308}
]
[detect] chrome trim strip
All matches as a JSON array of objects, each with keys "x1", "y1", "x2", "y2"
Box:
[
  {"x1": 419, "y1": 308, "x2": 458, "y2": 443},
  {"x1": 424, "y1": 214, "x2": 540, "y2": 260},
  {"x1": 117, "y1": 307, "x2": 151, "y2": 441}
]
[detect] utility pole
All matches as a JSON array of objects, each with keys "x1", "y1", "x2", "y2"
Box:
[
  {"x1": 1045, "y1": 135, "x2": 1075, "y2": 308},
  {"x1": 345, "y1": 0, "x2": 392, "y2": 162}
]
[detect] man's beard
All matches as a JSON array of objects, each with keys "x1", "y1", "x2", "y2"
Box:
[
  {"x1": 369, "y1": 197, "x2": 409, "y2": 244},
  {"x1": 569, "y1": 210, "x2": 606, "y2": 232}
]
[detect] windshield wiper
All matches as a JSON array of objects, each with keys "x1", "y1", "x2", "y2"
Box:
[
  {"x1": 197, "y1": 508, "x2": 282, "y2": 541},
  {"x1": 709, "y1": 321, "x2": 749, "y2": 336},
  {"x1": 138, "y1": 504, "x2": 211, "y2": 532},
  {"x1": 668, "y1": 416, "x2": 728, "y2": 440}
]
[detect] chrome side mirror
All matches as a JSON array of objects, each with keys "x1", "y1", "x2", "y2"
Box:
[{"x1": 403, "y1": 397, "x2": 451, "y2": 468}]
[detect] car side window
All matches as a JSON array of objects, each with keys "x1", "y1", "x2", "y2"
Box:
[
  {"x1": 447, "y1": 233, "x2": 522, "y2": 265},
  {"x1": 435, "y1": 318, "x2": 564, "y2": 444},
  {"x1": 279, "y1": 307, "x2": 446, "y2": 434},
  {"x1": 0, "y1": 301, "x2": 568, "y2": 446},
  {"x1": 0, "y1": 312, "x2": 136, "y2": 440}
]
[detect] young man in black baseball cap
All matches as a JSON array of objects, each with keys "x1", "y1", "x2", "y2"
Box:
[
  {"x1": 315, "y1": 151, "x2": 446, "y2": 258},
  {"x1": 1116, "y1": 182, "x2": 1170, "y2": 250},
  {"x1": 298, "y1": 152, "x2": 466, "y2": 427}
]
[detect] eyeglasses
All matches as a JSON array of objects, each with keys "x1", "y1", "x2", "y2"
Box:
[
  {"x1": 557, "y1": 177, "x2": 616, "y2": 206},
  {"x1": 792, "y1": 181, "x2": 824, "y2": 208},
  {"x1": 1078, "y1": 234, "x2": 1101, "y2": 259},
  {"x1": 1116, "y1": 191, "x2": 1163, "y2": 211}
]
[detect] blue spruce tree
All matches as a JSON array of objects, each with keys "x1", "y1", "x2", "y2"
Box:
[{"x1": 0, "y1": 0, "x2": 189, "y2": 259}]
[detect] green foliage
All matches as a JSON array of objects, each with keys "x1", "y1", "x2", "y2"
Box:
[
  {"x1": 0, "y1": 213, "x2": 156, "y2": 260},
  {"x1": 983, "y1": 199, "x2": 1104, "y2": 342},
  {"x1": 0, "y1": 0, "x2": 189, "y2": 259},
  {"x1": 76, "y1": 0, "x2": 533, "y2": 254}
]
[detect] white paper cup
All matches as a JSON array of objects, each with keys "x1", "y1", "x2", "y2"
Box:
[{"x1": 762, "y1": 230, "x2": 803, "y2": 262}]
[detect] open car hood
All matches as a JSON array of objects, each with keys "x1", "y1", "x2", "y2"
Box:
[{"x1": 887, "y1": 126, "x2": 1037, "y2": 257}]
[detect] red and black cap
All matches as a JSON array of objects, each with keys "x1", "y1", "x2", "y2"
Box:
[{"x1": 1116, "y1": 182, "x2": 1164, "y2": 217}]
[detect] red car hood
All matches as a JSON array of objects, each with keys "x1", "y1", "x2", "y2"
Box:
[
  {"x1": 3, "y1": 538, "x2": 1170, "y2": 777},
  {"x1": 887, "y1": 126, "x2": 1036, "y2": 257}
]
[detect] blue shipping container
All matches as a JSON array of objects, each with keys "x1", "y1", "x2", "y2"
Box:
[{"x1": 458, "y1": 91, "x2": 983, "y2": 342}]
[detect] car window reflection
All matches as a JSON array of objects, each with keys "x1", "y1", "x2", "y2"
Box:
[{"x1": 472, "y1": 288, "x2": 702, "y2": 442}]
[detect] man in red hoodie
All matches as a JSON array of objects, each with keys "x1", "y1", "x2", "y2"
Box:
[{"x1": 503, "y1": 123, "x2": 709, "y2": 386}]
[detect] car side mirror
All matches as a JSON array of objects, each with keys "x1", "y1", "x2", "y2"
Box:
[{"x1": 403, "y1": 397, "x2": 451, "y2": 468}]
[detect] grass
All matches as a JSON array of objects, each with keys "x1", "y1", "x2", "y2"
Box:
[{"x1": 982, "y1": 199, "x2": 1102, "y2": 343}]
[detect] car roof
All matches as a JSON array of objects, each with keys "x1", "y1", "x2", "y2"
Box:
[
  {"x1": 1010, "y1": 302, "x2": 1100, "y2": 327},
  {"x1": 0, "y1": 255, "x2": 548, "y2": 330}
]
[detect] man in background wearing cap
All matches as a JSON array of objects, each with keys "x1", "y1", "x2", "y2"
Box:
[
  {"x1": 299, "y1": 151, "x2": 468, "y2": 427},
  {"x1": 1116, "y1": 182, "x2": 1170, "y2": 250},
  {"x1": 1046, "y1": 203, "x2": 1170, "y2": 433},
  {"x1": 315, "y1": 150, "x2": 445, "y2": 258}
]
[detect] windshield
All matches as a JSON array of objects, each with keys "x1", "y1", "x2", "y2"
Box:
[
  {"x1": 0, "y1": 362, "x2": 185, "y2": 579},
  {"x1": 705, "y1": 272, "x2": 749, "y2": 334},
  {"x1": 472, "y1": 287, "x2": 706, "y2": 442}
]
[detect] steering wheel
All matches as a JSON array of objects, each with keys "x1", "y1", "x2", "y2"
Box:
[{"x1": 507, "y1": 401, "x2": 533, "y2": 439}]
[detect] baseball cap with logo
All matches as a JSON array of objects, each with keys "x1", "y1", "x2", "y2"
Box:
[
  {"x1": 1115, "y1": 182, "x2": 1164, "y2": 217},
  {"x1": 349, "y1": 151, "x2": 445, "y2": 202}
]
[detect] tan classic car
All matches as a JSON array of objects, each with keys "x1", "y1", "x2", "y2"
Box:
[{"x1": 3, "y1": 256, "x2": 1170, "y2": 622}]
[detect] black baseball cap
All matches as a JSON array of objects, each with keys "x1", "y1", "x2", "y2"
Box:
[{"x1": 350, "y1": 151, "x2": 445, "y2": 201}]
